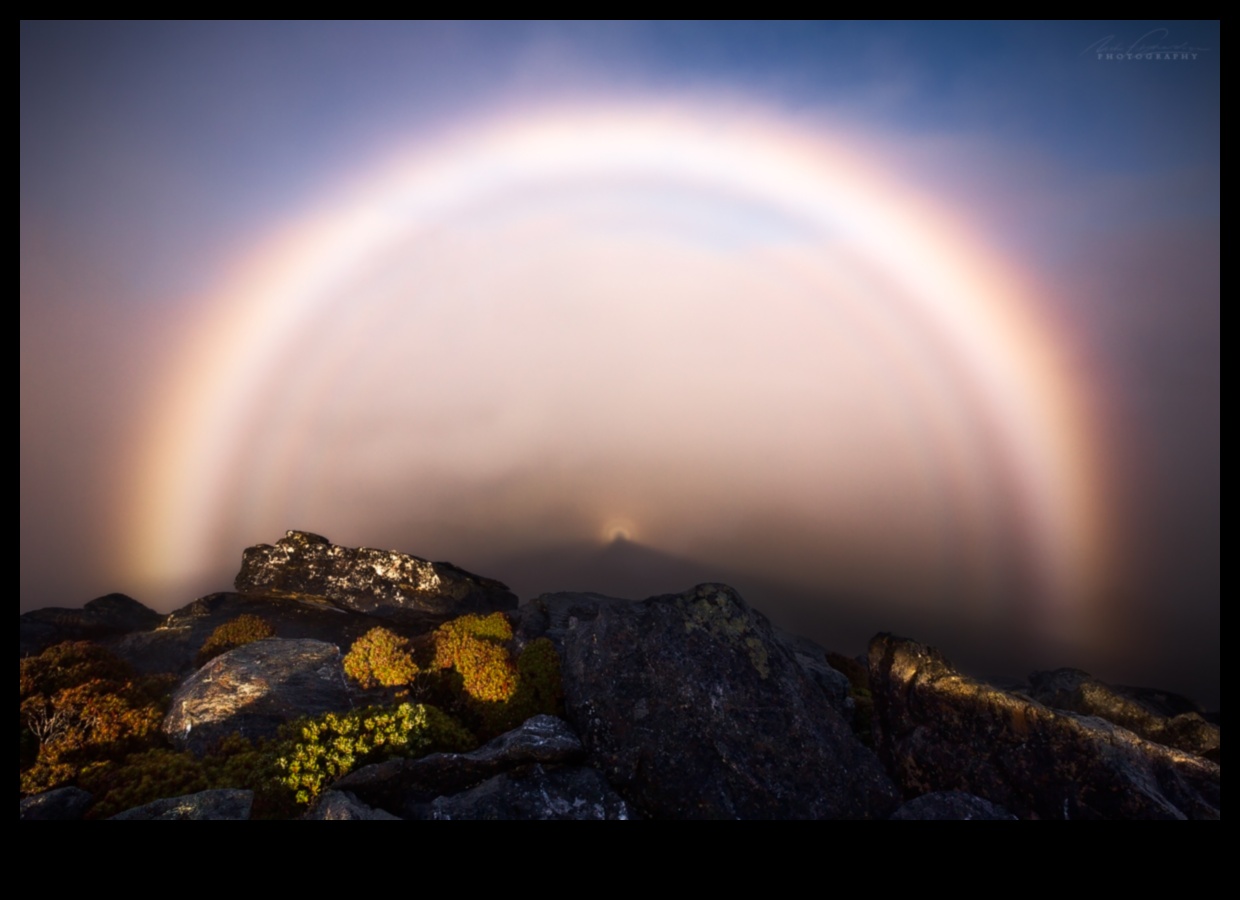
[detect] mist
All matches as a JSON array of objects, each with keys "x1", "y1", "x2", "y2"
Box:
[{"x1": 21, "y1": 22, "x2": 1218, "y2": 707}]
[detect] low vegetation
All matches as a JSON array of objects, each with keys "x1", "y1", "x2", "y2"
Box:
[
  {"x1": 194, "y1": 614, "x2": 275, "y2": 667},
  {"x1": 276, "y1": 703, "x2": 474, "y2": 804},
  {"x1": 342, "y1": 626, "x2": 419, "y2": 689},
  {"x1": 20, "y1": 610, "x2": 566, "y2": 817},
  {"x1": 20, "y1": 641, "x2": 175, "y2": 797}
]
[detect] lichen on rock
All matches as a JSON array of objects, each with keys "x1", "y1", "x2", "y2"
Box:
[
  {"x1": 234, "y1": 531, "x2": 517, "y2": 625},
  {"x1": 680, "y1": 584, "x2": 770, "y2": 679}
]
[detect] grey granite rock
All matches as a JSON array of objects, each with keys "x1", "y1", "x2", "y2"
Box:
[{"x1": 163, "y1": 638, "x2": 352, "y2": 755}]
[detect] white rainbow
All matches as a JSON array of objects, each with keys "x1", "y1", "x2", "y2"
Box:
[{"x1": 127, "y1": 103, "x2": 1109, "y2": 634}]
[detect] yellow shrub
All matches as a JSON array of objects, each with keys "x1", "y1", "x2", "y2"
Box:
[
  {"x1": 195, "y1": 615, "x2": 275, "y2": 667},
  {"x1": 343, "y1": 627, "x2": 419, "y2": 689}
]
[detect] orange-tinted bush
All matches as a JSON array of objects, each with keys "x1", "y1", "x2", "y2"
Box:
[
  {"x1": 428, "y1": 614, "x2": 565, "y2": 739},
  {"x1": 19, "y1": 642, "x2": 175, "y2": 797},
  {"x1": 20, "y1": 641, "x2": 130, "y2": 701},
  {"x1": 195, "y1": 614, "x2": 275, "y2": 667},
  {"x1": 432, "y1": 613, "x2": 517, "y2": 703},
  {"x1": 343, "y1": 627, "x2": 419, "y2": 689}
]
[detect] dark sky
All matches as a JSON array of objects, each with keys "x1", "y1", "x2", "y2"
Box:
[{"x1": 20, "y1": 22, "x2": 1219, "y2": 706}]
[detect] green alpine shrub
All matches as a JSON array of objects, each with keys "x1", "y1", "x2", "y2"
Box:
[{"x1": 276, "y1": 702, "x2": 474, "y2": 804}]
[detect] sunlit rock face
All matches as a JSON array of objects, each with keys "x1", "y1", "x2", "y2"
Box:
[
  {"x1": 234, "y1": 531, "x2": 518, "y2": 625},
  {"x1": 1026, "y1": 668, "x2": 1220, "y2": 763},
  {"x1": 548, "y1": 583, "x2": 900, "y2": 819},
  {"x1": 163, "y1": 638, "x2": 351, "y2": 755},
  {"x1": 867, "y1": 634, "x2": 1221, "y2": 820}
]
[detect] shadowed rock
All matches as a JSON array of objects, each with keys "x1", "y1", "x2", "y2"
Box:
[
  {"x1": 20, "y1": 593, "x2": 162, "y2": 656},
  {"x1": 163, "y1": 638, "x2": 351, "y2": 755},
  {"x1": 868, "y1": 634, "x2": 1221, "y2": 820},
  {"x1": 511, "y1": 591, "x2": 635, "y2": 650},
  {"x1": 1027, "y1": 667, "x2": 1220, "y2": 763},
  {"x1": 890, "y1": 790, "x2": 1017, "y2": 820},
  {"x1": 415, "y1": 764, "x2": 633, "y2": 820},
  {"x1": 305, "y1": 791, "x2": 401, "y2": 820},
  {"x1": 774, "y1": 627, "x2": 855, "y2": 721},
  {"x1": 20, "y1": 786, "x2": 94, "y2": 821},
  {"x1": 234, "y1": 531, "x2": 518, "y2": 626},
  {"x1": 110, "y1": 591, "x2": 406, "y2": 677},
  {"x1": 110, "y1": 789, "x2": 253, "y2": 820},
  {"x1": 556, "y1": 583, "x2": 900, "y2": 819},
  {"x1": 334, "y1": 714, "x2": 584, "y2": 813}
]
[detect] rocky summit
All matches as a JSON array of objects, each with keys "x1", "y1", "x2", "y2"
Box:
[
  {"x1": 234, "y1": 530, "x2": 518, "y2": 626},
  {"x1": 18, "y1": 532, "x2": 1222, "y2": 819},
  {"x1": 868, "y1": 634, "x2": 1220, "y2": 820}
]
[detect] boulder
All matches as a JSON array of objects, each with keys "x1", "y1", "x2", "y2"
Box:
[
  {"x1": 868, "y1": 634, "x2": 1221, "y2": 820},
  {"x1": 511, "y1": 591, "x2": 635, "y2": 651},
  {"x1": 109, "y1": 789, "x2": 253, "y2": 820},
  {"x1": 234, "y1": 531, "x2": 518, "y2": 626},
  {"x1": 305, "y1": 791, "x2": 401, "y2": 820},
  {"x1": 163, "y1": 638, "x2": 352, "y2": 755},
  {"x1": 774, "y1": 627, "x2": 855, "y2": 721},
  {"x1": 556, "y1": 584, "x2": 900, "y2": 819},
  {"x1": 110, "y1": 591, "x2": 403, "y2": 677},
  {"x1": 20, "y1": 593, "x2": 162, "y2": 656},
  {"x1": 20, "y1": 786, "x2": 94, "y2": 821},
  {"x1": 334, "y1": 714, "x2": 584, "y2": 814},
  {"x1": 416, "y1": 764, "x2": 633, "y2": 820},
  {"x1": 1027, "y1": 668, "x2": 1220, "y2": 762},
  {"x1": 889, "y1": 790, "x2": 1017, "y2": 820}
]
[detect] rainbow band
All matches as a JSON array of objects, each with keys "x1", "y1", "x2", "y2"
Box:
[{"x1": 128, "y1": 105, "x2": 1108, "y2": 635}]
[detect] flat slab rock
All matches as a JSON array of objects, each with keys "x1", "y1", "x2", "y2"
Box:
[
  {"x1": 110, "y1": 789, "x2": 253, "y2": 820},
  {"x1": 163, "y1": 638, "x2": 351, "y2": 755},
  {"x1": 234, "y1": 530, "x2": 517, "y2": 624},
  {"x1": 558, "y1": 583, "x2": 899, "y2": 819},
  {"x1": 20, "y1": 786, "x2": 94, "y2": 821},
  {"x1": 868, "y1": 634, "x2": 1221, "y2": 820},
  {"x1": 414, "y1": 764, "x2": 634, "y2": 820},
  {"x1": 334, "y1": 714, "x2": 585, "y2": 812}
]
